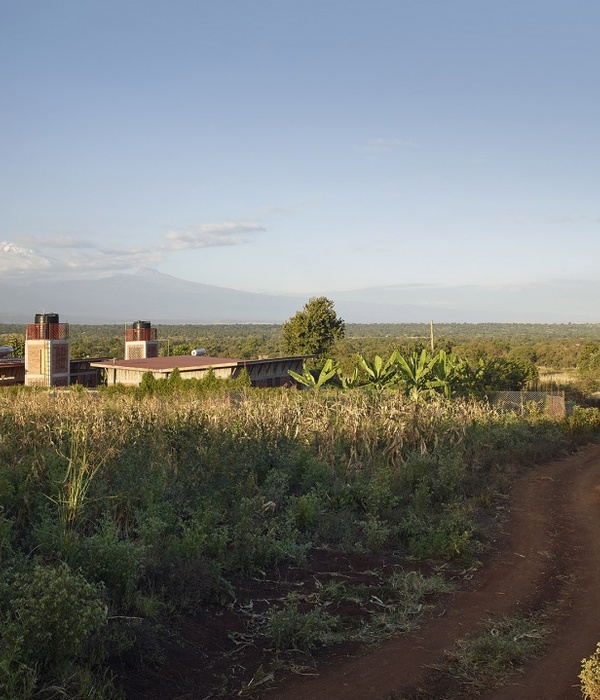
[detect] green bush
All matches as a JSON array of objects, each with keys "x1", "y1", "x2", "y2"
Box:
[
  {"x1": 401, "y1": 503, "x2": 477, "y2": 561},
  {"x1": 0, "y1": 562, "x2": 114, "y2": 699},
  {"x1": 10, "y1": 563, "x2": 107, "y2": 674},
  {"x1": 288, "y1": 492, "x2": 321, "y2": 531},
  {"x1": 357, "y1": 514, "x2": 391, "y2": 551},
  {"x1": 70, "y1": 516, "x2": 147, "y2": 611},
  {"x1": 225, "y1": 496, "x2": 308, "y2": 572},
  {"x1": 161, "y1": 509, "x2": 229, "y2": 611},
  {"x1": 567, "y1": 407, "x2": 600, "y2": 437}
]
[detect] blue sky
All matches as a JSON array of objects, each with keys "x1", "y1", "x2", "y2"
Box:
[{"x1": 1, "y1": 1, "x2": 599, "y2": 302}]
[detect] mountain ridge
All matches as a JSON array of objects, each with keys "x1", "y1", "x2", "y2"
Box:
[{"x1": 2, "y1": 270, "x2": 598, "y2": 324}]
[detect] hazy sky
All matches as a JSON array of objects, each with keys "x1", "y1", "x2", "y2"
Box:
[{"x1": 1, "y1": 1, "x2": 599, "y2": 296}]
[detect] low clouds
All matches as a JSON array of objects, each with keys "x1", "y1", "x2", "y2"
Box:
[
  {"x1": 14, "y1": 235, "x2": 96, "y2": 249},
  {"x1": 0, "y1": 242, "x2": 53, "y2": 274},
  {"x1": 0, "y1": 240, "x2": 163, "y2": 279},
  {"x1": 63, "y1": 246, "x2": 164, "y2": 273},
  {"x1": 163, "y1": 222, "x2": 266, "y2": 251},
  {"x1": 0, "y1": 221, "x2": 266, "y2": 280}
]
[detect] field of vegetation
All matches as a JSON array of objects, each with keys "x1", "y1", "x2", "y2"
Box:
[
  {"x1": 2, "y1": 321, "x2": 600, "y2": 698},
  {"x1": 2, "y1": 379, "x2": 600, "y2": 699}
]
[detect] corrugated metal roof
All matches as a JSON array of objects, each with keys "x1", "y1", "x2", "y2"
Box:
[
  {"x1": 91, "y1": 355, "x2": 241, "y2": 371},
  {"x1": 238, "y1": 355, "x2": 316, "y2": 365}
]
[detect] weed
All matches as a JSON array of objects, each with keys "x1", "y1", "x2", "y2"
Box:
[
  {"x1": 0, "y1": 562, "x2": 119, "y2": 699},
  {"x1": 47, "y1": 419, "x2": 119, "y2": 546},
  {"x1": 448, "y1": 614, "x2": 546, "y2": 691},
  {"x1": 70, "y1": 515, "x2": 147, "y2": 611},
  {"x1": 266, "y1": 601, "x2": 341, "y2": 653},
  {"x1": 357, "y1": 514, "x2": 392, "y2": 551}
]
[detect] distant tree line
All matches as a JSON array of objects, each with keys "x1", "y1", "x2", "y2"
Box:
[{"x1": 2, "y1": 309, "x2": 600, "y2": 391}]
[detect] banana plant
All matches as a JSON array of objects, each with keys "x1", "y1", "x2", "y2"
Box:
[
  {"x1": 395, "y1": 349, "x2": 446, "y2": 399},
  {"x1": 337, "y1": 366, "x2": 361, "y2": 389},
  {"x1": 288, "y1": 359, "x2": 338, "y2": 389},
  {"x1": 431, "y1": 350, "x2": 469, "y2": 398},
  {"x1": 356, "y1": 353, "x2": 399, "y2": 392}
]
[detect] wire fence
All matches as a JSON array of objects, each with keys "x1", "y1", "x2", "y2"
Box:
[{"x1": 488, "y1": 390, "x2": 566, "y2": 418}]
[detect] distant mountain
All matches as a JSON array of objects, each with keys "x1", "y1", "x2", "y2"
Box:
[
  {"x1": 0, "y1": 242, "x2": 35, "y2": 258},
  {"x1": 1, "y1": 269, "x2": 598, "y2": 324},
  {"x1": 332, "y1": 280, "x2": 600, "y2": 323},
  {"x1": 1, "y1": 269, "x2": 304, "y2": 323}
]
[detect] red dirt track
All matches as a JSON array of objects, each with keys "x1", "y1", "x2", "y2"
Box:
[{"x1": 262, "y1": 444, "x2": 600, "y2": 700}]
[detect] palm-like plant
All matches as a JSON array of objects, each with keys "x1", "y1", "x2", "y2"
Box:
[
  {"x1": 394, "y1": 349, "x2": 446, "y2": 399},
  {"x1": 356, "y1": 353, "x2": 399, "y2": 392},
  {"x1": 337, "y1": 366, "x2": 361, "y2": 389},
  {"x1": 431, "y1": 350, "x2": 470, "y2": 398},
  {"x1": 288, "y1": 359, "x2": 338, "y2": 390}
]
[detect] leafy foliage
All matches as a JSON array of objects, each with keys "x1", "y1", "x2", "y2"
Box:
[
  {"x1": 267, "y1": 603, "x2": 341, "y2": 652},
  {"x1": 288, "y1": 358, "x2": 338, "y2": 389},
  {"x1": 6, "y1": 334, "x2": 24, "y2": 358},
  {"x1": 578, "y1": 344, "x2": 600, "y2": 393},
  {"x1": 281, "y1": 297, "x2": 345, "y2": 356},
  {"x1": 472, "y1": 356, "x2": 537, "y2": 393},
  {"x1": 357, "y1": 353, "x2": 400, "y2": 392},
  {"x1": 394, "y1": 349, "x2": 448, "y2": 399},
  {"x1": 0, "y1": 563, "x2": 109, "y2": 698}
]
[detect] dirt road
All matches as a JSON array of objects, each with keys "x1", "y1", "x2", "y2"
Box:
[{"x1": 263, "y1": 444, "x2": 600, "y2": 700}]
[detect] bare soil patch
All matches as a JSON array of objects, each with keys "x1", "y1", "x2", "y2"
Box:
[{"x1": 120, "y1": 444, "x2": 600, "y2": 700}]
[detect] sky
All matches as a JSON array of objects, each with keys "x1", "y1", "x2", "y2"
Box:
[{"x1": 1, "y1": 1, "x2": 599, "y2": 302}]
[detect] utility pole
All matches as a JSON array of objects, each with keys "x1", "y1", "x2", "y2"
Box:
[{"x1": 430, "y1": 320, "x2": 434, "y2": 352}]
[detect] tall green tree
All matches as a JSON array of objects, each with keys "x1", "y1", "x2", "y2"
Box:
[
  {"x1": 281, "y1": 297, "x2": 345, "y2": 356},
  {"x1": 7, "y1": 334, "x2": 25, "y2": 358},
  {"x1": 473, "y1": 357, "x2": 535, "y2": 393},
  {"x1": 577, "y1": 343, "x2": 600, "y2": 393}
]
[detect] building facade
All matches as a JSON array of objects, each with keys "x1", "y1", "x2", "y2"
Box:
[
  {"x1": 91, "y1": 354, "x2": 312, "y2": 388},
  {"x1": 24, "y1": 313, "x2": 71, "y2": 387},
  {"x1": 124, "y1": 321, "x2": 159, "y2": 360}
]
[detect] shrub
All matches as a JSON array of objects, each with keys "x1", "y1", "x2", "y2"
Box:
[
  {"x1": 0, "y1": 562, "x2": 114, "y2": 698},
  {"x1": 357, "y1": 514, "x2": 391, "y2": 551},
  {"x1": 70, "y1": 516, "x2": 147, "y2": 611},
  {"x1": 581, "y1": 643, "x2": 600, "y2": 700},
  {"x1": 139, "y1": 371, "x2": 157, "y2": 394},
  {"x1": 9, "y1": 563, "x2": 107, "y2": 676},
  {"x1": 567, "y1": 407, "x2": 600, "y2": 437},
  {"x1": 577, "y1": 345, "x2": 600, "y2": 394}
]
